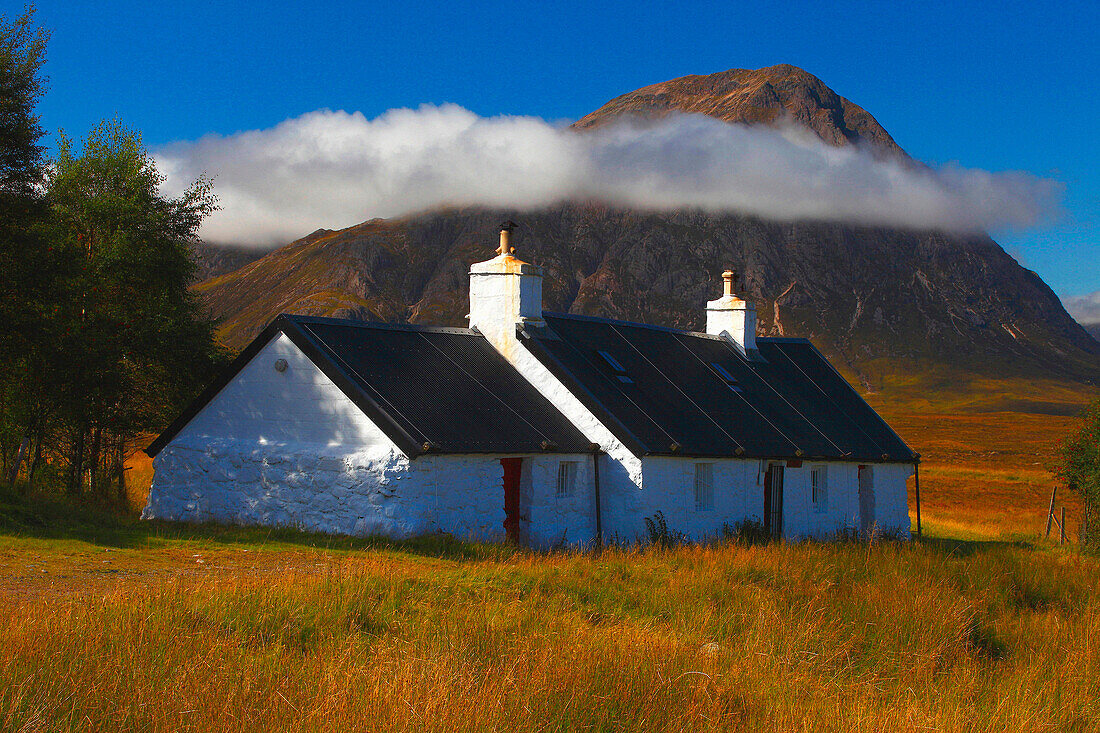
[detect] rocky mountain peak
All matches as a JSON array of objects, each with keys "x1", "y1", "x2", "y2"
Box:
[{"x1": 573, "y1": 64, "x2": 907, "y2": 160}]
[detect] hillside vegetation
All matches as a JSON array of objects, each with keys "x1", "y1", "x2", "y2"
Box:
[
  {"x1": 1, "y1": 529, "x2": 1097, "y2": 732},
  {"x1": 2, "y1": 408, "x2": 1098, "y2": 732}
]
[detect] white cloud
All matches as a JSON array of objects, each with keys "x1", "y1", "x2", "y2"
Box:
[
  {"x1": 1063, "y1": 291, "x2": 1100, "y2": 325},
  {"x1": 154, "y1": 104, "x2": 1064, "y2": 247}
]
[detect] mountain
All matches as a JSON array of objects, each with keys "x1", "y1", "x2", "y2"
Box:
[
  {"x1": 573, "y1": 64, "x2": 906, "y2": 160},
  {"x1": 194, "y1": 65, "x2": 1100, "y2": 408},
  {"x1": 190, "y1": 241, "x2": 265, "y2": 282},
  {"x1": 1085, "y1": 323, "x2": 1100, "y2": 343}
]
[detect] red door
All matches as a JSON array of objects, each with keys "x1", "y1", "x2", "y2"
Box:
[{"x1": 501, "y1": 458, "x2": 522, "y2": 543}]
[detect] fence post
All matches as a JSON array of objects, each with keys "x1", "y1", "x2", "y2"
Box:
[
  {"x1": 1060, "y1": 507, "x2": 1066, "y2": 545},
  {"x1": 1046, "y1": 486, "x2": 1057, "y2": 538}
]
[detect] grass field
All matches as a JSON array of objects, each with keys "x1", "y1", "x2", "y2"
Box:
[{"x1": 1, "y1": 408, "x2": 1097, "y2": 732}]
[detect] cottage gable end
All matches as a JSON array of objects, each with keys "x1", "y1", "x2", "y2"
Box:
[{"x1": 172, "y1": 332, "x2": 398, "y2": 453}]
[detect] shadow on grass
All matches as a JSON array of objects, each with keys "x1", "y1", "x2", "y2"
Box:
[
  {"x1": 2, "y1": 486, "x2": 1067, "y2": 563},
  {"x1": 914, "y1": 534, "x2": 1037, "y2": 557},
  {"x1": 0, "y1": 485, "x2": 516, "y2": 562}
]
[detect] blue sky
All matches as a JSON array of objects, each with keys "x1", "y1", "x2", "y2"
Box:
[{"x1": 30, "y1": 0, "x2": 1100, "y2": 307}]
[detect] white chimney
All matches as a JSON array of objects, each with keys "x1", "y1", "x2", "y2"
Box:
[
  {"x1": 469, "y1": 222, "x2": 544, "y2": 351},
  {"x1": 706, "y1": 269, "x2": 757, "y2": 352}
]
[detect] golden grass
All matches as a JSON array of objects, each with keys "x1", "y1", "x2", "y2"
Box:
[
  {"x1": 883, "y1": 410, "x2": 1087, "y2": 541},
  {"x1": 2, "y1": 541, "x2": 1098, "y2": 732},
  {"x1": 4, "y1": 406, "x2": 1096, "y2": 731}
]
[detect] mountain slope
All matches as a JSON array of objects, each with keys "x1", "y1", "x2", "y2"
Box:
[
  {"x1": 195, "y1": 66, "x2": 1100, "y2": 407},
  {"x1": 574, "y1": 64, "x2": 906, "y2": 159},
  {"x1": 191, "y1": 241, "x2": 266, "y2": 282}
]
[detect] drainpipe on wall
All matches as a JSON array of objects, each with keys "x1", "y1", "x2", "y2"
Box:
[
  {"x1": 591, "y1": 443, "x2": 603, "y2": 553},
  {"x1": 913, "y1": 455, "x2": 922, "y2": 539}
]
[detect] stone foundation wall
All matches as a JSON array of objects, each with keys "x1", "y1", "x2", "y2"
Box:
[
  {"x1": 144, "y1": 440, "x2": 510, "y2": 540},
  {"x1": 145, "y1": 440, "x2": 600, "y2": 543}
]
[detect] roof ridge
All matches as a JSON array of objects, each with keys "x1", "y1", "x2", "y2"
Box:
[
  {"x1": 543, "y1": 311, "x2": 713, "y2": 338},
  {"x1": 543, "y1": 312, "x2": 815, "y2": 345},
  {"x1": 279, "y1": 313, "x2": 477, "y2": 336}
]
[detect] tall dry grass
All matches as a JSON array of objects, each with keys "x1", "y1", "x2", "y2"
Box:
[{"x1": 2, "y1": 540, "x2": 1097, "y2": 732}]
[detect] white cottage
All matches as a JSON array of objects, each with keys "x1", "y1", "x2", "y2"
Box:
[{"x1": 144, "y1": 225, "x2": 917, "y2": 545}]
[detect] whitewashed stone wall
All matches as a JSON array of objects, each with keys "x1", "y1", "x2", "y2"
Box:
[
  {"x1": 520, "y1": 455, "x2": 598, "y2": 548},
  {"x1": 637, "y1": 458, "x2": 758, "y2": 542},
  {"x1": 147, "y1": 442, "x2": 492, "y2": 538},
  {"x1": 636, "y1": 457, "x2": 912, "y2": 542},
  {"x1": 147, "y1": 443, "x2": 598, "y2": 542},
  {"x1": 470, "y1": 324, "x2": 643, "y2": 543},
  {"x1": 144, "y1": 331, "x2": 598, "y2": 542},
  {"x1": 863, "y1": 463, "x2": 913, "y2": 536}
]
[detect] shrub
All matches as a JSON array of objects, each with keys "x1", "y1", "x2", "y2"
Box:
[
  {"x1": 1054, "y1": 399, "x2": 1100, "y2": 549},
  {"x1": 643, "y1": 510, "x2": 686, "y2": 547},
  {"x1": 721, "y1": 517, "x2": 770, "y2": 546}
]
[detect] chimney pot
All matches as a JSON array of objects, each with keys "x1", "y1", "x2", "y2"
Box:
[
  {"x1": 497, "y1": 220, "x2": 518, "y2": 257},
  {"x1": 722, "y1": 269, "x2": 735, "y2": 297}
]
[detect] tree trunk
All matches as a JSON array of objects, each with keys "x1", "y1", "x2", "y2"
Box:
[
  {"x1": 114, "y1": 435, "x2": 126, "y2": 505},
  {"x1": 68, "y1": 426, "x2": 85, "y2": 495},
  {"x1": 8, "y1": 436, "x2": 29, "y2": 487},
  {"x1": 89, "y1": 424, "x2": 102, "y2": 498},
  {"x1": 28, "y1": 434, "x2": 43, "y2": 484}
]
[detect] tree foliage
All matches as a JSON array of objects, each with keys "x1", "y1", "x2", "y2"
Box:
[
  {"x1": 0, "y1": 4, "x2": 47, "y2": 196},
  {"x1": 0, "y1": 5, "x2": 53, "y2": 487},
  {"x1": 0, "y1": 7, "x2": 229, "y2": 499},
  {"x1": 43, "y1": 120, "x2": 227, "y2": 494},
  {"x1": 1055, "y1": 399, "x2": 1100, "y2": 548}
]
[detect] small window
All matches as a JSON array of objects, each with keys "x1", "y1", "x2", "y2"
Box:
[
  {"x1": 711, "y1": 362, "x2": 744, "y2": 393},
  {"x1": 557, "y1": 461, "x2": 578, "y2": 498},
  {"x1": 597, "y1": 350, "x2": 626, "y2": 372},
  {"x1": 694, "y1": 463, "x2": 714, "y2": 511},
  {"x1": 711, "y1": 362, "x2": 736, "y2": 382},
  {"x1": 811, "y1": 466, "x2": 827, "y2": 513},
  {"x1": 597, "y1": 350, "x2": 633, "y2": 384}
]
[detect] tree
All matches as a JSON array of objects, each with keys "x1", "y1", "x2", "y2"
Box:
[
  {"x1": 45, "y1": 120, "x2": 227, "y2": 496},
  {"x1": 0, "y1": 5, "x2": 53, "y2": 484},
  {"x1": 1055, "y1": 399, "x2": 1100, "y2": 549},
  {"x1": 0, "y1": 4, "x2": 46, "y2": 196}
]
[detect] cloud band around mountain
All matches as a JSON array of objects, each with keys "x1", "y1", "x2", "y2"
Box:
[
  {"x1": 1063, "y1": 290, "x2": 1100, "y2": 325},
  {"x1": 154, "y1": 104, "x2": 1063, "y2": 247}
]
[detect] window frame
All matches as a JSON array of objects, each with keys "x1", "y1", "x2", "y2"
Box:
[
  {"x1": 556, "y1": 460, "x2": 578, "y2": 499},
  {"x1": 694, "y1": 462, "x2": 715, "y2": 512},
  {"x1": 810, "y1": 465, "x2": 828, "y2": 514}
]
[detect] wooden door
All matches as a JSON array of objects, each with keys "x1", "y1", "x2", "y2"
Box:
[
  {"x1": 763, "y1": 464, "x2": 784, "y2": 537},
  {"x1": 501, "y1": 458, "x2": 522, "y2": 543},
  {"x1": 858, "y1": 465, "x2": 875, "y2": 536}
]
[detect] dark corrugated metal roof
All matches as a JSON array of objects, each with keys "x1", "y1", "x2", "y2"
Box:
[
  {"x1": 520, "y1": 313, "x2": 914, "y2": 462},
  {"x1": 147, "y1": 314, "x2": 592, "y2": 458}
]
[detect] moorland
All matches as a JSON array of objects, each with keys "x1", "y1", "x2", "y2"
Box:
[{"x1": 1, "y1": 404, "x2": 1097, "y2": 732}]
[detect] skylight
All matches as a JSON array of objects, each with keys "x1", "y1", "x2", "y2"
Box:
[
  {"x1": 712, "y1": 362, "x2": 743, "y2": 393},
  {"x1": 597, "y1": 350, "x2": 626, "y2": 372},
  {"x1": 711, "y1": 362, "x2": 737, "y2": 383},
  {"x1": 597, "y1": 350, "x2": 634, "y2": 384}
]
